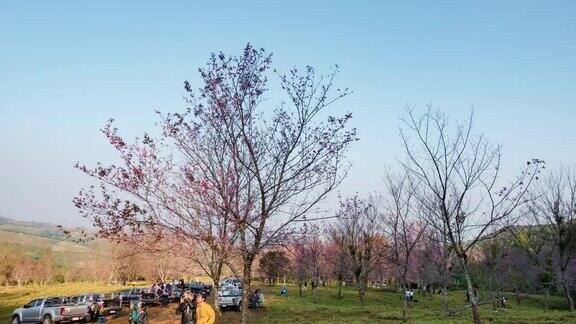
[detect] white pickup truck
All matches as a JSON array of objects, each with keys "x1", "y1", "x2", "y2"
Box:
[
  {"x1": 217, "y1": 285, "x2": 243, "y2": 310},
  {"x1": 11, "y1": 297, "x2": 88, "y2": 324}
]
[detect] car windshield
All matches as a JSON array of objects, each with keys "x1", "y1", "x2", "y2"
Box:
[
  {"x1": 87, "y1": 293, "x2": 102, "y2": 301},
  {"x1": 24, "y1": 299, "x2": 40, "y2": 308},
  {"x1": 220, "y1": 288, "x2": 240, "y2": 297},
  {"x1": 45, "y1": 297, "x2": 66, "y2": 307}
]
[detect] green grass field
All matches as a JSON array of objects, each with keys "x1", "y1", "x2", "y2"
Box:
[
  {"x1": 243, "y1": 285, "x2": 576, "y2": 323},
  {"x1": 2, "y1": 283, "x2": 575, "y2": 323}
]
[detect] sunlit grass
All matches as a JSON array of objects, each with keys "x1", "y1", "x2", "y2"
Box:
[
  {"x1": 2, "y1": 282, "x2": 575, "y2": 323},
  {"x1": 244, "y1": 285, "x2": 576, "y2": 323}
]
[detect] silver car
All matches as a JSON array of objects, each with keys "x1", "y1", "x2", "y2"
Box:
[{"x1": 11, "y1": 297, "x2": 88, "y2": 324}]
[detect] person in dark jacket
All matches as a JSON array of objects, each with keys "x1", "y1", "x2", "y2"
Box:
[{"x1": 176, "y1": 290, "x2": 196, "y2": 324}]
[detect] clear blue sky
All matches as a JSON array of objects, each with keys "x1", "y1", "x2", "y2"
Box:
[{"x1": 1, "y1": 1, "x2": 575, "y2": 226}]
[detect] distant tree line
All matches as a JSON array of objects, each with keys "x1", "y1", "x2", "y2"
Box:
[{"x1": 0, "y1": 241, "x2": 207, "y2": 286}]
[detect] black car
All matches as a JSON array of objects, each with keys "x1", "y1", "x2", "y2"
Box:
[
  {"x1": 187, "y1": 282, "x2": 213, "y2": 295},
  {"x1": 140, "y1": 292, "x2": 159, "y2": 306}
]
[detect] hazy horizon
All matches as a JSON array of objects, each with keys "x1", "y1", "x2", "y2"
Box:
[{"x1": 2, "y1": 1, "x2": 575, "y2": 227}]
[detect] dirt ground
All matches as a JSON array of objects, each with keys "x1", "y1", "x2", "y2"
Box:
[{"x1": 107, "y1": 301, "x2": 243, "y2": 324}]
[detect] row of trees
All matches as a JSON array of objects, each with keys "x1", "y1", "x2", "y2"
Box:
[
  {"x1": 0, "y1": 242, "x2": 203, "y2": 286},
  {"x1": 74, "y1": 44, "x2": 575, "y2": 323},
  {"x1": 0, "y1": 247, "x2": 54, "y2": 286}
]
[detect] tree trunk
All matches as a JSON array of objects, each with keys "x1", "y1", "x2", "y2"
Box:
[
  {"x1": 440, "y1": 234, "x2": 450, "y2": 314},
  {"x1": 211, "y1": 261, "x2": 223, "y2": 318},
  {"x1": 358, "y1": 287, "x2": 365, "y2": 306},
  {"x1": 400, "y1": 278, "x2": 408, "y2": 321},
  {"x1": 544, "y1": 286, "x2": 550, "y2": 311},
  {"x1": 356, "y1": 272, "x2": 366, "y2": 306},
  {"x1": 337, "y1": 278, "x2": 343, "y2": 300},
  {"x1": 402, "y1": 298, "x2": 408, "y2": 321},
  {"x1": 240, "y1": 261, "x2": 253, "y2": 324},
  {"x1": 564, "y1": 284, "x2": 575, "y2": 312},
  {"x1": 312, "y1": 273, "x2": 319, "y2": 304},
  {"x1": 213, "y1": 277, "x2": 221, "y2": 318},
  {"x1": 441, "y1": 285, "x2": 449, "y2": 314},
  {"x1": 312, "y1": 285, "x2": 318, "y2": 304},
  {"x1": 560, "y1": 271, "x2": 575, "y2": 311},
  {"x1": 462, "y1": 264, "x2": 481, "y2": 324}
]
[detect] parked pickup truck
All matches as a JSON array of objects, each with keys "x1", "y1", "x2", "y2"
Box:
[
  {"x1": 112, "y1": 288, "x2": 146, "y2": 307},
  {"x1": 68, "y1": 292, "x2": 122, "y2": 317},
  {"x1": 217, "y1": 285, "x2": 243, "y2": 310},
  {"x1": 11, "y1": 297, "x2": 88, "y2": 324},
  {"x1": 98, "y1": 293, "x2": 123, "y2": 316},
  {"x1": 140, "y1": 292, "x2": 159, "y2": 306}
]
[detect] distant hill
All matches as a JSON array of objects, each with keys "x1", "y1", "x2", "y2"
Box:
[
  {"x1": 0, "y1": 214, "x2": 66, "y2": 238},
  {"x1": 0, "y1": 215, "x2": 95, "y2": 261}
]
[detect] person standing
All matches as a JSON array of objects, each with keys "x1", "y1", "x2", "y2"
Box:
[
  {"x1": 128, "y1": 302, "x2": 140, "y2": 324},
  {"x1": 162, "y1": 284, "x2": 172, "y2": 307},
  {"x1": 177, "y1": 291, "x2": 196, "y2": 324},
  {"x1": 87, "y1": 296, "x2": 96, "y2": 322},
  {"x1": 137, "y1": 302, "x2": 148, "y2": 324},
  {"x1": 195, "y1": 293, "x2": 215, "y2": 324},
  {"x1": 179, "y1": 279, "x2": 186, "y2": 290}
]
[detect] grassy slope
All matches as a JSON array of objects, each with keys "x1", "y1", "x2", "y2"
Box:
[
  {"x1": 9, "y1": 283, "x2": 574, "y2": 323},
  {"x1": 0, "y1": 215, "x2": 66, "y2": 239},
  {"x1": 0, "y1": 230, "x2": 89, "y2": 252}
]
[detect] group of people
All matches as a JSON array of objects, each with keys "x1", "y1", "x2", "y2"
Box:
[
  {"x1": 86, "y1": 296, "x2": 104, "y2": 323},
  {"x1": 127, "y1": 284, "x2": 215, "y2": 324},
  {"x1": 301, "y1": 278, "x2": 326, "y2": 292},
  {"x1": 147, "y1": 282, "x2": 174, "y2": 307},
  {"x1": 176, "y1": 290, "x2": 215, "y2": 324}
]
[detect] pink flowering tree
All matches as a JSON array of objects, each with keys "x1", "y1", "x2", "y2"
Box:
[
  {"x1": 75, "y1": 44, "x2": 356, "y2": 323},
  {"x1": 288, "y1": 227, "x2": 326, "y2": 303},
  {"x1": 413, "y1": 227, "x2": 453, "y2": 311},
  {"x1": 74, "y1": 116, "x2": 238, "y2": 310},
  {"x1": 380, "y1": 171, "x2": 428, "y2": 319},
  {"x1": 332, "y1": 195, "x2": 387, "y2": 305},
  {"x1": 326, "y1": 225, "x2": 352, "y2": 299}
]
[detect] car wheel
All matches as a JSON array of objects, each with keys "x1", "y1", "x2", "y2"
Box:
[
  {"x1": 42, "y1": 315, "x2": 53, "y2": 324},
  {"x1": 11, "y1": 315, "x2": 20, "y2": 324}
]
